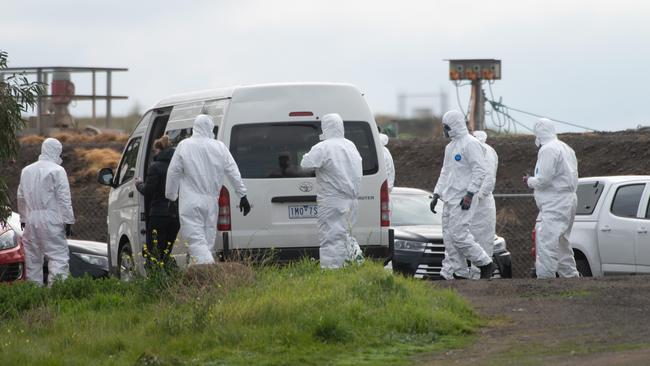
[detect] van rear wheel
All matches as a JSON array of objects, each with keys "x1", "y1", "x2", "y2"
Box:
[{"x1": 118, "y1": 244, "x2": 135, "y2": 281}]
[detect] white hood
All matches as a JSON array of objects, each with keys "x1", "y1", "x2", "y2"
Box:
[
  {"x1": 442, "y1": 110, "x2": 468, "y2": 139},
  {"x1": 534, "y1": 118, "x2": 557, "y2": 147},
  {"x1": 192, "y1": 114, "x2": 215, "y2": 139},
  {"x1": 38, "y1": 138, "x2": 63, "y2": 165},
  {"x1": 321, "y1": 113, "x2": 344, "y2": 140}
]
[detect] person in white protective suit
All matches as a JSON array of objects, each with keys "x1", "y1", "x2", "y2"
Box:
[
  {"x1": 445, "y1": 131, "x2": 499, "y2": 279},
  {"x1": 431, "y1": 111, "x2": 495, "y2": 279},
  {"x1": 165, "y1": 114, "x2": 251, "y2": 265},
  {"x1": 379, "y1": 133, "x2": 395, "y2": 192},
  {"x1": 300, "y1": 113, "x2": 363, "y2": 269},
  {"x1": 524, "y1": 118, "x2": 580, "y2": 279},
  {"x1": 17, "y1": 138, "x2": 75, "y2": 286}
]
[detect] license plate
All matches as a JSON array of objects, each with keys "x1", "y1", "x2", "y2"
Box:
[{"x1": 288, "y1": 204, "x2": 318, "y2": 219}]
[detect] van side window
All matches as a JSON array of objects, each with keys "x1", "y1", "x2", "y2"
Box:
[
  {"x1": 166, "y1": 126, "x2": 219, "y2": 146},
  {"x1": 646, "y1": 196, "x2": 650, "y2": 219},
  {"x1": 116, "y1": 137, "x2": 142, "y2": 186},
  {"x1": 229, "y1": 121, "x2": 379, "y2": 179},
  {"x1": 611, "y1": 184, "x2": 645, "y2": 218}
]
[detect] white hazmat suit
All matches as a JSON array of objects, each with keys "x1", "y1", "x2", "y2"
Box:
[
  {"x1": 449, "y1": 131, "x2": 499, "y2": 279},
  {"x1": 434, "y1": 111, "x2": 493, "y2": 280},
  {"x1": 527, "y1": 118, "x2": 580, "y2": 279},
  {"x1": 379, "y1": 133, "x2": 395, "y2": 192},
  {"x1": 300, "y1": 113, "x2": 363, "y2": 268},
  {"x1": 165, "y1": 114, "x2": 247, "y2": 265},
  {"x1": 17, "y1": 138, "x2": 75, "y2": 286}
]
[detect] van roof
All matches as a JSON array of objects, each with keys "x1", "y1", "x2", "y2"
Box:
[{"x1": 152, "y1": 82, "x2": 361, "y2": 109}]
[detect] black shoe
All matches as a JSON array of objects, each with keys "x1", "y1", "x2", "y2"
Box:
[
  {"x1": 452, "y1": 273, "x2": 468, "y2": 280},
  {"x1": 479, "y1": 262, "x2": 496, "y2": 279}
]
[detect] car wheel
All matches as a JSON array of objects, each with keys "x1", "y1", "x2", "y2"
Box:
[
  {"x1": 118, "y1": 243, "x2": 135, "y2": 282},
  {"x1": 576, "y1": 257, "x2": 592, "y2": 277}
]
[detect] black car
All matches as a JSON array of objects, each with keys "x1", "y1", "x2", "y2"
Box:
[{"x1": 390, "y1": 187, "x2": 512, "y2": 279}]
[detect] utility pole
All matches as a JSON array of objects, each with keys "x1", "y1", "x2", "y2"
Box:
[
  {"x1": 447, "y1": 59, "x2": 501, "y2": 131},
  {"x1": 469, "y1": 80, "x2": 485, "y2": 131}
]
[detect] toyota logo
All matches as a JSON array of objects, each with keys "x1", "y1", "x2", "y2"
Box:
[{"x1": 298, "y1": 182, "x2": 313, "y2": 192}]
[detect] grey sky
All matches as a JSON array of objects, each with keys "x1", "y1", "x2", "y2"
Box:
[{"x1": 2, "y1": 0, "x2": 649, "y2": 132}]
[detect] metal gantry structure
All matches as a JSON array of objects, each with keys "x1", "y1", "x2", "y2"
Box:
[{"x1": 0, "y1": 66, "x2": 128, "y2": 134}]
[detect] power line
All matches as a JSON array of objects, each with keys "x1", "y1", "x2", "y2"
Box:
[
  {"x1": 487, "y1": 99, "x2": 533, "y2": 132},
  {"x1": 454, "y1": 81, "x2": 467, "y2": 117},
  {"x1": 490, "y1": 100, "x2": 596, "y2": 132}
]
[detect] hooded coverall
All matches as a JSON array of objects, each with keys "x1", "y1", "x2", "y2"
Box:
[
  {"x1": 528, "y1": 118, "x2": 580, "y2": 279},
  {"x1": 165, "y1": 114, "x2": 247, "y2": 265},
  {"x1": 435, "y1": 111, "x2": 493, "y2": 280},
  {"x1": 17, "y1": 138, "x2": 75, "y2": 286},
  {"x1": 300, "y1": 113, "x2": 363, "y2": 268}
]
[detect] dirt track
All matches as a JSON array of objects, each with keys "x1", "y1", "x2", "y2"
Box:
[{"x1": 421, "y1": 276, "x2": 650, "y2": 365}]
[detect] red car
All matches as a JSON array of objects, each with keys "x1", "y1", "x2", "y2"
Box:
[{"x1": 0, "y1": 212, "x2": 25, "y2": 282}]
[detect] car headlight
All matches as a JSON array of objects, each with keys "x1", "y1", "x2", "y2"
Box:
[
  {"x1": 75, "y1": 253, "x2": 109, "y2": 269},
  {"x1": 0, "y1": 230, "x2": 18, "y2": 251},
  {"x1": 493, "y1": 236, "x2": 506, "y2": 253},
  {"x1": 394, "y1": 239, "x2": 427, "y2": 252}
]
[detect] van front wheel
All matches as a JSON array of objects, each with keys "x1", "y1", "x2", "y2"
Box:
[{"x1": 118, "y1": 244, "x2": 135, "y2": 281}]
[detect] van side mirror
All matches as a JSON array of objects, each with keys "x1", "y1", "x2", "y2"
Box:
[{"x1": 97, "y1": 168, "x2": 115, "y2": 187}]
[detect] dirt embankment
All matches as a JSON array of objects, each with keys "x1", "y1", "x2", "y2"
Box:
[{"x1": 391, "y1": 131, "x2": 650, "y2": 193}]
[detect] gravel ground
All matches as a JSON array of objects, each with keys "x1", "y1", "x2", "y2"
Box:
[{"x1": 420, "y1": 276, "x2": 650, "y2": 365}]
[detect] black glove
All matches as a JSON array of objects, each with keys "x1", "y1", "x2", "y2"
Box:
[
  {"x1": 65, "y1": 224, "x2": 73, "y2": 237},
  {"x1": 430, "y1": 194, "x2": 440, "y2": 214},
  {"x1": 459, "y1": 192, "x2": 474, "y2": 210},
  {"x1": 239, "y1": 196, "x2": 251, "y2": 216},
  {"x1": 21, "y1": 223, "x2": 25, "y2": 231}
]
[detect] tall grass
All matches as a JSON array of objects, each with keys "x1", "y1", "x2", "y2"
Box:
[{"x1": 0, "y1": 261, "x2": 479, "y2": 365}]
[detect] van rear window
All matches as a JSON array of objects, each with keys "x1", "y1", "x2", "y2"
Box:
[
  {"x1": 576, "y1": 181, "x2": 604, "y2": 215},
  {"x1": 230, "y1": 121, "x2": 379, "y2": 179}
]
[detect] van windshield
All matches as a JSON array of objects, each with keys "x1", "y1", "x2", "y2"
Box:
[{"x1": 230, "y1": 121, "x2": 379, "y2": 179}]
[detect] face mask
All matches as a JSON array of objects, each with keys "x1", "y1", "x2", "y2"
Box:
[
  {"x1": 319, "y1": 134, "x2": 325, "y2": 141},
  {"x1": 535, "y1": 136, "x2": 541, "y2": 147},
  {"x1": 443, "y1": 124, "x2": 452, "y2": 138}
]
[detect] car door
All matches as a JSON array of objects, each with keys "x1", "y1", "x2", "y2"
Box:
[
  {"x1": 597, "y1": 183, "x2": 646, "y2": 274},
  {"x1": 108, "y1": 133, "x2": 146, "y2": 271},
  {"x1": 634, "y1": 184, "x2": 650, "y2": 273}
]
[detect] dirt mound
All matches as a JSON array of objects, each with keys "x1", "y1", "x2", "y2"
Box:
[{"x1": 391, "y1": 130, "x2": 650, "y2": 192}]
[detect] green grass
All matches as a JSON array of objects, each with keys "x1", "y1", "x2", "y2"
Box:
[{"x1": 0, "y1": 260, "x2": 479, "y2": 365}]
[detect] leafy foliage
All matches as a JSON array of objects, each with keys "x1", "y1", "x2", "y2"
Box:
[{"x1": 0, "y1": 50, "x2": 45, "y2": 220}]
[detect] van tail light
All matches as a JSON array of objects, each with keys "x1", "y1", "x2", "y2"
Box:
[
  {"x1": 380, "y1": 180, "x2": 390, "y2": 227},
  {"x1": 531, "y1": 226, "x2": 537, "y2": 258},
  {"x1": 218, "y1": 186, "x2": 231, "y2": 231}
]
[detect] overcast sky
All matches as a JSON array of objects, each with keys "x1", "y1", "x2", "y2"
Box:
[{"x1": 2, "y1": 0, "x2": 649, "y2": 132}]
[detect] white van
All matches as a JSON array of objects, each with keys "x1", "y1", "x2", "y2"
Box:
[{"x1": 98, "y1": 83, "x2": 393, "y2": 277}]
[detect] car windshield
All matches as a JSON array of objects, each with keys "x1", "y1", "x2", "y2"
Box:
[{"x1": 391, "y1": 192, "x2": 442, "y2": 226}]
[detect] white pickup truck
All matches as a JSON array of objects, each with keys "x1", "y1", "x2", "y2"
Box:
[{"x1": 533, "y1": 176, "x2": 650, "y2": 277}]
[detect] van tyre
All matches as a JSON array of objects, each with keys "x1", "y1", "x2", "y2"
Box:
[
  {"x1": 576, "y1": 257, "x2": 592, "y2": 277},
  {"x1": 118, "y1": 243, "x2": 135, "y2": 282}
]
